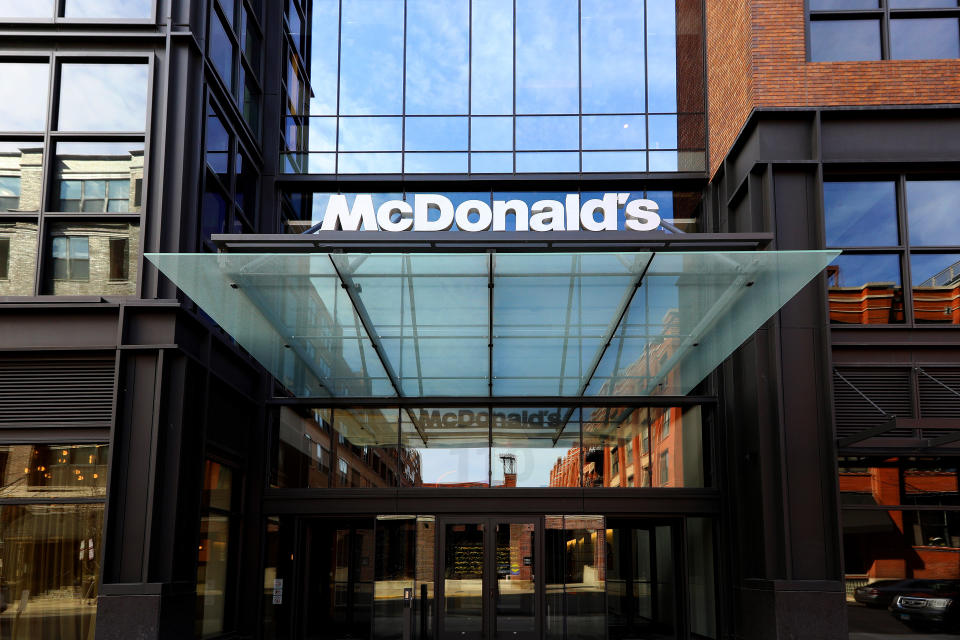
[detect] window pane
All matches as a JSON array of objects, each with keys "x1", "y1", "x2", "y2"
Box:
[
  {"x1": 0, "y1": 504, "x2": 104, "y2": 637},
  {"x1": 471, "y1": 0, "x2": 513, "y2": 115},
  {"x1": 0, "y1": 62, "x2": 49, "y2": 131},
  {"x1": 907, "y1": 180, "x2": 960, "y2": 246},
  {"x1": 405, "y1": 117, "x2": 468, "y2": 151},
  {"x1": 337, "y1": 153, "x2": 402, "y2": 173},
  {"x1": 58, "y1": 63, "x2": 149, "y2": 131},
  {"x1": 197, "y1": 515, "x2": 231, "y2": 635},
  {"x1": 686, "y1": 518, "x2": 717, "y2": 638},
  {"x1": 0, "y1": 141, "x2": 43, "y2": 211},
  {"x1": 471, "y1": 117, "x2": 513, "y2": 151},
  {"x1": 339, "y1": 0, "x2": 404, "y2": 115},
  {"x1": 400, "y1": 408, "x2": 489, "y2": 487},
  {"x1": 582, "y1": 115, "x2": 646, "y2": 150},
  {"x1": 210, "y1": 12, "x2": 234, "y2": 91},
  {"x1": 405, "y1": 0, "x2": 468, "y2": 115},
  {"x1": 206, "y1": 107, "x2": 230, "y2": 178},
  {"x1": 649, "y1": 115, "x2": 678, "y2": 149},
  {"x1": 0, "y1": 236, "x2": 7, "y2": 279},
  {"x1": 202, "y1": 186, "x2": 228, "y2": 241},
  {"x1": 0, "y1": 0, "x2": 55, "y2": 17},
  {"x1": 54, "y1": 142, "x2": 144, "y2": 213},
  {"x1": 827, "y1": 254, "x2": 904, "y2": 324},
  {"x1": 891, "y1": 18, "x2": 960, "y2": 60},
  {"x1": 911, "y1": 252, "x2": 960, "y2": 324},
  {"x1": 516, "y1": 116, "x2": 579, "y2": 151},
  {"x1": 647, "y1": 0, "x2": 678, "y2": 113},
  {"x1": 491, "y1": 408, "x2": 580, "y2": 487},
  {"x1": 516, "y1": 0, "x2": 579, "y2": 114},
  {"x1": 0, "y1": 443, "x2": 109, "y2": 497},
  {"x1": 824, "y1": 181, "x2": 898, "y2": 247},
  {"x1": 471, "y1": 152, "x2": 513, "y2": 173},
  {"x1": 109, "y1": 237, "x2": 128, "y2": 279},
  {"x1": 582, "y1": 151, "x2": 647, "y2": 172},
  {"x1": 338, "y1": 117, "x2": 402, "y2": 151},
  {"x1": 810, "y1": 19, "x2": 881, "y2": 62},
  {"x1": 309, "y1": 0, "x2": 339, "y2": 114},
  {"x1": 44, "y1": 222, "x2": 139, "y2": 295},
  {"x1": 581, "y1": 0, "x2": 645, "y2": 113},
  {"x1": 64, "y1": 0, "x2": 152, "y2": 18},
  {"x1": 889, "y1": 0, "x2": 959, "y2": 7},
  {"x1": 404, "y1": 153, "x2": 468, "y2": 173},
  {"x1": 515, "y1": 152, "x2": 578, "y2": 172}
]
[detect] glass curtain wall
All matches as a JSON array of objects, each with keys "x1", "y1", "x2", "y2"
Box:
[{"x1": 281, "y1": 0, "x2": 704, "y2": 174}]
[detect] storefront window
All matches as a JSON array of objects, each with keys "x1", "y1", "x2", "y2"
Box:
[{"x1": 0, "y1": 444, "x2": 108, "y2": 640}]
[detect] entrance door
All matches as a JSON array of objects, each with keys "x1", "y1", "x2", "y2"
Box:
[{"x1": 438, "y1": 518, "x2": 540, "y2": 640}]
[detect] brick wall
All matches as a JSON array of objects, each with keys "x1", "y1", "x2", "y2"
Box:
[{"x1": 706, "y1": 0, "x2": 960, "y2": 175}]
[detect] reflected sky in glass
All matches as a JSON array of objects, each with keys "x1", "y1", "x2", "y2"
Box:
[
  {"x1": 471, "y1": 0, "x2": 513, "y2": 115},
  {"x1": 472, "y1": 117, "x2": 513, "y2": 151},
  {"x1": 582, "y1": 116, "x2": 645, "y2": 150},
  {"x1": 406, "y1": 0, "x2": 469, "y2": 114},
  {"x1": 339, "y1": 0, "x2": 404, "y2": 115},
  {"x1": 516, "y1": 152, "x2": 579, "y2": 173},
  {"x1": 405, "y1": 153, "x2": 469, "y2": 173},
  {"x1": 581, "y1": 0, "x2": 645, "y2": 114},
  {"x1": 472, "y1": 153, "x2": 512, "y2": 173},
  {"x1": 516, "y1": 117, "x2": 578, "y2": 151},
  {"x1": 516, "y1": 0, "x2": 579, "y2": 114},
  {"x1": 0, "y1": 0, "x2": 54, "y2": 17},
  {"x1": 810, "y1": 0, "x2": 878, "y2": 8},
  {"x1": 339, "y1": 117, "x2": 402, "y2": 151},
  {"x1": 891, "y1": 18, "x2": 960, "y2": 60},
  {"x1": 910, "y1": 253, "x2": 960, "y2": 286},
  {"x1": 646, "y1": 0, "x2": 677, "y2": 113},
  {"x1": 0, "y1": 63, "x2": 49, "y2": 131},
  {"x1": 338, "y1": 152, "x2": 402, "y2": 173},
  {"x1": 829, "y1": 253, "x2": 901, "y2": 288},
  {"x1": 65, "y1": 0, "x2": 152, "y2": 18},
  {"x1": 907, "y1": 181, "x2": 960, "y2": 246},
  {"x1": 402, "y1": 408, "x2": 489, "y2": 486},
  {"x1": 310, "y1": 0, "x2": 339, "y2": 114},
  {"x1": 810, "y1": 19, "x2": 881, "y2": 61},
  {"x1": 405, "y1": 117, "x2": 468, "y2": 151},
  {"x1": 824, "y1": 182, "x2": 898, "y2": 247},
  {"x1": 59, "y1": 64, "x2": 148, "y2": 131}
]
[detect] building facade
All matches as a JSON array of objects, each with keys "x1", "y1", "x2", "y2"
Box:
[{"x1": 0, "y1": 1, "x2": 958, "y2": 639}]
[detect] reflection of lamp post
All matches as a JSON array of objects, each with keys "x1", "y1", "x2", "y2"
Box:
[{"x1": 500, "y1": 454, "x2": 517, "y2": 487}]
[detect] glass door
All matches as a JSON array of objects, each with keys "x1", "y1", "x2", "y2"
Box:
[{"x1": 438, "y1": 518, "x2": 540, "y2": 640}]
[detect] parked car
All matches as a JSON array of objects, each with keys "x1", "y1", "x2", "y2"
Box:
[
  {"x1": 854, "y1": 580, "x2": 942, "y2": 607},
  {"x1": 889, "y1": 581, "x2": 960, "y2": 631}
]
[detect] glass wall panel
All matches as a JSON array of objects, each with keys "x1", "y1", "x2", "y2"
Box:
[
  {"x1": 890, "y1": 18, "x2": 960, "y2": 60},
  {"x1": 339, "y1": 117, "x2": 402, "y2": 151},
  {"x1": 824, "y1": 181, "x2": 898, "y2": 247},
  {"x1": 64, "y1": 0, "x2": 152, "y2": 18},
  {"x1": 810, "y1": 0, "x2": 878, "y2": 7},
  {"x1": 581, "y1": 0, "x2": 645, "y2": 114},
  {"x1": 0, "y1": 142, "x2": 43, "y2": 212},
  {"x1": 0, "y1": 503, "x2": 104, "y2": 640},
  {"x1": 401, "y1": 408, "x2": 489, "y2": 487},
  {"x1": 515, "y1": 0, "x2": 579, "y2": 114},
  {"x1": 310, "y1": 0, "x2": 339, "y2": 114},
  {"x1": 545, "y1": 516, "x2": 606, "y2": 640},
  {"x1": 58, "y1": 64, "x2": 148, "y2": 131},
  {"x1": 495, "y1": 522, "x2": 537, "y2": 636},
  {"x1": 443, "y1": 522, "x2": 484, "y2": 634},
  {"x1": 405, "y1": 117, "x2": 469, "y2": 151},
  {"x1": 471, "y1": 152, "x2": 512, "y2": 173},
  {"x1": 827, "y1": 254, "x2": 905, "y2": 324},
  {"x1": 491, "y1": 408, "x2": 580, "y2": 487},
  {"x1": 339, "y1": 0, "x2": 404, "y2": 115},
  {"x1": 0, "y1": 1, "x2": 55, "y2": 18},
  {"x1": 0, "y1": 221, "x2": 37, "y2": 295},
  {"x1": 582, "y1": 407, "x2": 704, "y2": 488},
  {"x1": 43, "y1": 221, "x2": 138, "y2": 295},
  {"x1": 906, "y1": 180, "x2": 960, "y2": 246},
  {"x1": 515, "y1": 152, "x2": 579, "y2": 173},
  {"x1": 516, "y1": 116, "x2": 579, "y2": 151},
  {"x1": 471, "y1": 0, "x2": 513, "y2": 115},
  {"x1": 686, "y1": 518, "x2": 717, "y2": 639},
  {"x1": 0, "y1": 63, "x2": 49, "y2": 131},
  {"x1": 338, "y1": 152, "x2": 402, "y2": 174},
  {"x1": 0, "y1": 444, "x2": 108, "y2": 498},
  {"x1": 810, "y1": 19, "x2": 882, "y2": 62},
  {"x1": 646, "y1": 1, "x2": 678, "y2": 113},
  {"x1": 471, "y1": 117, "x2": 513, "y2": 151},
  {"x1": 582, "y1": 151, "x2": 646, "y2": 173},
  {"x1": 405, "y1": 153, "x2": 468, "y2": 173},
  {"x1": 196, "y1": 460, "x2": 237, "y2": 636},
  {"x1": 373, "y1": 516, "x2": 415, "y2": 640},
  {"x1": 405, "y1": 0, "x2": 469, "y2": 115},
  {"x1": 910, "y1": 252, "x2": 960, "y2": 324},
  {"x1": 582, "y1": 116, "x2": 646, "y2": 150}
]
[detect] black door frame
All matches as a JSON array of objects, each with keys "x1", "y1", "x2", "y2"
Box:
[{"x1": 436, "y1": 515, "x2": 544, "y2": 640}]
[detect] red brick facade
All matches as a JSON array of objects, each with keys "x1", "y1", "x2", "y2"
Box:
[{"x1": 705, "y1": 0, "x2": 960, "y2": 175}]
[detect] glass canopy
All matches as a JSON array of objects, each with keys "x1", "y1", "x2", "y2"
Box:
[{"x1": 145, "y1": 250, "x2": 839, "y2": 398}]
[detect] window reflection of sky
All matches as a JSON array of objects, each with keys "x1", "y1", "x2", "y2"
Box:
[
  {"x1": 58, "y1": 64, "x2": 148, "y2": 132},
  {"x1": 891, "y1": 18, "x2": 960, "y2": 60},
  {"x1": 907, "y1": 180, "x2": 960, "y2": 246},
  {"x1": 810, "y1": 19, "x2": 881, "y2": 62},
  {"x1": 829, "y1": 254, "x2": 901, "y2": 288},
  {"x1": 0, "y1": 63, "x2": 49, "y2": 131},
  {"x1": 911, "y1": 253, "x2": 960, "y2": 286},
  {"x1": 824, "y1": 182, "x2": 898, "y2": 247}
]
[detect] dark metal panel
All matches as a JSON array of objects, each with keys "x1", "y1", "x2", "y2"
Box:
[
  {"x1": 821, "y1": 114, "x2": 960, "y2": 163},
  {"x1": 0, "y1": 356, "x2": 115, "y2": 427}
]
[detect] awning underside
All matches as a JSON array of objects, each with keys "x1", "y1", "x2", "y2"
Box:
[{"x1": 145, "y1": 250, "x2": 838, "y2": 399}]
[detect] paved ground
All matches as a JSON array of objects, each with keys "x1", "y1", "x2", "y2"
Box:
[{"x1": 848, "y1": 603, "x2": 960, "y2": 639}]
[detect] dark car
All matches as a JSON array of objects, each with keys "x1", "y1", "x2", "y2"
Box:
[
  {"x1": 854, "y1": 579, "x2": 941, "y2": 607},
  {"x1": 889, "y1": 581, "x2": 960, "y2": 631}
]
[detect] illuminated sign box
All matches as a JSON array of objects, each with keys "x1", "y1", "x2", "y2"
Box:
[{"x1": 319, "y1": 193, "x2": 662, "y2": 232}]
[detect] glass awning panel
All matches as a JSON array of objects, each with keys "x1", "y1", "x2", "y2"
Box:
[{"x1": 146, "y1": 250, "x2": 838, "y2": 399}]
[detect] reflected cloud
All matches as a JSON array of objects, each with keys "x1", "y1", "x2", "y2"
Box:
[
  {"x1": 0, "y1": 62, "x2": 49, "y2": 131},
  {"x1": 64, "y1": 0, "x2": 151, "y2": 18},
  {"x1": 58, "y1": 63, "x2": 148, "y2": 132},
  {"x1": 0, "y1": 0, "x2": 54, "y2": 17},
  {"x1": 405, "y1": 0, "x2": 469, "y2": 115}
]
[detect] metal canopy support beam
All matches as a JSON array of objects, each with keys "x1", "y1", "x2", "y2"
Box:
[
  {"x1": 266, "y1": 395, "x2": 718, "y2": 408},
  {"x1": 213, "y1": 231, "x2": 775, "y2": 253}
]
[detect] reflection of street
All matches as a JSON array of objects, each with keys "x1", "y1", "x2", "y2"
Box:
[{"x1": 848, "y1": 603, "x2": 958, "y2": 639}]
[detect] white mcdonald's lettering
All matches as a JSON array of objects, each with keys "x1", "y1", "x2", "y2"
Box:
[{"x1": 319, "y1": 193, "x2": 661, "y2": 232}]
